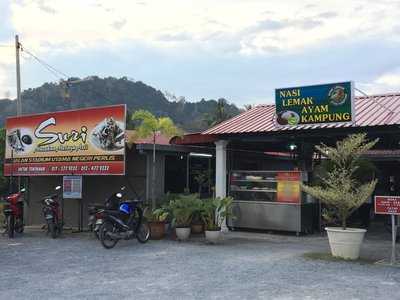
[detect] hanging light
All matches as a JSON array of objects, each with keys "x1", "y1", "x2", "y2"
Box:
[{"x1": 288, "y1": 143, "x2": 297, "y2": 151}]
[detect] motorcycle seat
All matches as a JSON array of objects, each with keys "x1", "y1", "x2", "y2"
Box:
[{"x1": 42, "y1": 194, "x2": 58, "y2": 200}]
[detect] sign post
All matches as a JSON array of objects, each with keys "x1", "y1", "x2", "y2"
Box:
[
  {"x1": 391, "y1": 214, "x2": 396, "y2": 265},
  {"x1": 374, "y1": 195, "x2": 400, "y2": 265}
]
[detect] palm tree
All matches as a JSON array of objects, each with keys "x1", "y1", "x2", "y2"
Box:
[
  {"x1": 243, "y1": 104, "x2": 254, "y2": 111},
  {"x1": 204, "y1": 98, "x2": 232, "y2": 127},
  {"x1": 131, "y1": 110, "x2": 181, "y2": 209}
]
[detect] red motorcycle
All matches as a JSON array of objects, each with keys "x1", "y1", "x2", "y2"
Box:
[
  {"x1": 41, "y1": 186, "x2": 63, "y2": 238},
  {"x1": 2, "y1": 188, "x2": 26, "y2": 238}
]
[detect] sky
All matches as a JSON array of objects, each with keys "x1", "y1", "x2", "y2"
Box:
[{"x1": 0, "y1": 0, "x2": 400, "y2": 106}]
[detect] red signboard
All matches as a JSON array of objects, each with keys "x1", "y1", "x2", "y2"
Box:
[
  {"x1": 375, "y1": 196, "x2": 400, "y2": 215},
  {"x1": 276, "y1": 171, "x2": 301, "y2": 204},
  {"x1": 4, "y1": 105, "x2": 126, "y2": 176}
]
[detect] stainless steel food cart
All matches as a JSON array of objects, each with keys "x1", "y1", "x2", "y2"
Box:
[{"x1": 227, "y1": 170, "x2": 314, "y2": 235}]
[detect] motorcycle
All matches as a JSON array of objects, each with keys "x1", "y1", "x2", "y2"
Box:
[
  {"x1": 2, "y1": 188, "x2": 26, "y2": 238},
  {"x1": 88, "y1": 186, "x2": 126, "y2": 239},
  {"x1": 41, "y1": 186, "x2": 63, "y2": 239},
  {"x1": 99, "y1": 198, "x2": 150, "y2": 249}
]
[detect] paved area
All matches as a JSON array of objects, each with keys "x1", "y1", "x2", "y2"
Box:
[{"x1": 0, "y1": 228, "x2": 399, "y2": 300}]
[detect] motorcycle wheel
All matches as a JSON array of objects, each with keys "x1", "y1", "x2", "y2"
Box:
[
  {"x1": 136, "y1": 222, "x2": 150, "y2": 243},
  {"x1": 100, "y1": 220, "x2": 119, "y2": 249},
  {"x1": 48, "y1": 221, "x2": 58, "y2": 239},
  {"x1": 7, "y1": 215, "x2": 15, "y2": 238}
]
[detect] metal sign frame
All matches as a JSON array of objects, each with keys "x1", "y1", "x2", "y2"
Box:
[{"x1": 375, "y1": 196, "x2": 399, "y2": 265}]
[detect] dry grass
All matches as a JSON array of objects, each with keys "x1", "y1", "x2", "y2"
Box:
[{"x1": 303, "y1": 252, "x2": 375, "y2": 265}]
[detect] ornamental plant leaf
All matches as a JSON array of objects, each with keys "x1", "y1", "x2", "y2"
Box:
[{"x1": 301, "y1": 133, "x2": 378, "y2": 230}]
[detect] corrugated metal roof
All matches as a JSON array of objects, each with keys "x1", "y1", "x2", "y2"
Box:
[{"x1": 203, "y1": 93, "x2": 400, "y2": 135}]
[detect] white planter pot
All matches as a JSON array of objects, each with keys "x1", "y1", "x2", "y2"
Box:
[
  {"x1": 325, "y1": 227, "x2": 367, "y2": 260},
  {"x1": 175, "y1": 227, "x2": 191, "y2": 241},
  {"x1": 205, "y1": 230, "x2": 221, "y2": 244}
]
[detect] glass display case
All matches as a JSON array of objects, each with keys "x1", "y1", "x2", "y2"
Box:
[
  {"x1": 228, "y1": 170, "x2": 314, "y2": 234},
  {"x1": 230, "y1": 171, "x2": 277, "y2": 202}
]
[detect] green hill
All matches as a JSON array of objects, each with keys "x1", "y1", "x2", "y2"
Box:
[{"x1": 0, "y1": 76, "x2": 240, "y2": 132}]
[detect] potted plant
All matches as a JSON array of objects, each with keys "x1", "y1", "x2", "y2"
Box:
[
  {"x1": 302, "y1": 133, "x2": 378, "y2": 259},
  {"x1": 169, "y1": 194, "x2": 200, "y2": 241},
  {"x1": 191, "y1": 195, "x2": 204, "y2": 234},
  {"x1": 200, "y1": 197, "x2": 234, "y2": 244},
  {"x1": 146, "y1": 206, "x2": 169, "y2": 240}
]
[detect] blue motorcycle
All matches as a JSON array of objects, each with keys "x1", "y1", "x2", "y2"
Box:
[{"x1": 99, "y1": 199, "x2": 150, "y2": 249}]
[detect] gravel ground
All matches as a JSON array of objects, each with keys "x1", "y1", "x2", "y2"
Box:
[{"x1": 0, "y1": 228, "x2": 399, "y2": 300}]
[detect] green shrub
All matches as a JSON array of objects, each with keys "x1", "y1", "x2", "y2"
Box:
[
  {"x1": 200, "y1": 197, "x2": 234, "y2": 231},
  {"x1": 302, "y1": 133, "x2": 378, "y2": 230}
]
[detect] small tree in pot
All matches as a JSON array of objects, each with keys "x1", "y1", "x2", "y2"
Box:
[
  {"x1": 302, "y1": 133, "x2": 378, "y2": 259},
  {"x1": 200, "y1": 197, "x2": 234, "y2": 244}
]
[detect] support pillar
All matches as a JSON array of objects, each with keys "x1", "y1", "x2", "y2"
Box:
[{"x1": 215, "y1": 140, "x2": 228, "y2": 232}]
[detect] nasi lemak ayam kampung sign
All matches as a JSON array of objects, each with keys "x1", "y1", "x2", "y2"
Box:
[
  {"x1": 275, "y1": 82, "x2": 354, "y2": 126},
  {"x1": 4, "y1": 105, "x2": 126, "y2": 176}
]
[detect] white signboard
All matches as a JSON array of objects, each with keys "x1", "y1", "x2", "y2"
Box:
[{"x1": 63, "y1": 176, "x2": 82, "y2": 199}]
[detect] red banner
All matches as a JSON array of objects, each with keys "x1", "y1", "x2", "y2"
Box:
[
  {"x1": 4, "y1": 105, "x2": 126, "y2": 176},
  {"x1": 276, "y1": 171, "x2": 301, "y2": 204},
  {"x1": 375, "y1": 196, "x2": 400, "y2": 215}
]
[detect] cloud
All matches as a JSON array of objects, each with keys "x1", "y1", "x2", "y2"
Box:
[
  {"x1": 157, "y1": 32, "x2": 191, "y2": 42},
  {"x1": 1, "y1": 0, "x2": 400, "y2": 101},
  {"x1": 317, "y1": 12, "x2": 338, "y2": 19},
  {"x1": 255, "y1": 20, "x2": 287, "y2": 31},
  {"x1": 35, "y1": 0, "x2": 57, "y2": 14},
  {"x1": 111, "y1": 19, "x2": 127, "y2": 30},
  {"x1": 7, "y1": 0, "x2": 400, "y2": 56},
  {"x1": 376, "y1": 72, "x2": 400, "y2": 87}
]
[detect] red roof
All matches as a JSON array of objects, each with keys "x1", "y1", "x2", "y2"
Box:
[
  {"x1": 203, "y1": 93, "x2": 400, "y2": 135},
  {"x1": 170, "y1": 133, "x2": 218, "y2": 145}
]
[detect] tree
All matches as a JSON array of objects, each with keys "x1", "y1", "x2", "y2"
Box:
[
  {"x1": 302, "y1": 133, "x2": 378, "y2": 230},
  {"x1": 243, "y1": 104, "x2": 254, "y2": 111},
  {"x1": 131, "y1": 110, "x2": 181, "y2": 209},
  {"x1": 204, "y1": 98, "x2": 232, "y2": 127}
]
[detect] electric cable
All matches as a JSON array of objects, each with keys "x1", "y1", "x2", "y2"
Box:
[
  {"x1": 355, "y1": 87, "x2": 395, "y2": 114},
  {"x1": 20, "y1": 44, "x2": 68, "y2": 79},
  {"x1": 19, "y1": 43, "x2": 119, "y2": 105}
]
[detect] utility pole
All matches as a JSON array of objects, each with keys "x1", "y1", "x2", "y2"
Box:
[
  {"x1": 15, "y1": 35, "x2": 22, "y2": 116},
  {"x1": 15, "y1": 35, "x2": 22, "y2": 195}
]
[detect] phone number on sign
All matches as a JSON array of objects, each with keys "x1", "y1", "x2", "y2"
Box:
[{"x1": 50, "y1": 165, "x2": 110, "y2": 172}]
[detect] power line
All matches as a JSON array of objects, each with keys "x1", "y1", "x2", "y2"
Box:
[
  {"x1": 14, "y1": 43, "x2": 125, "y2": 107},
  {"x1": 19, "y1": 44, "x2": 69, "y2": 80},
  {"x1": 355, "y1": 87, "x2": 395, "y2": 114}
]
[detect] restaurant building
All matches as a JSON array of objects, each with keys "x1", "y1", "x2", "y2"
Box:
[{"x1": 173, "y1": 91, "x2": 400, "y2": 234}]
